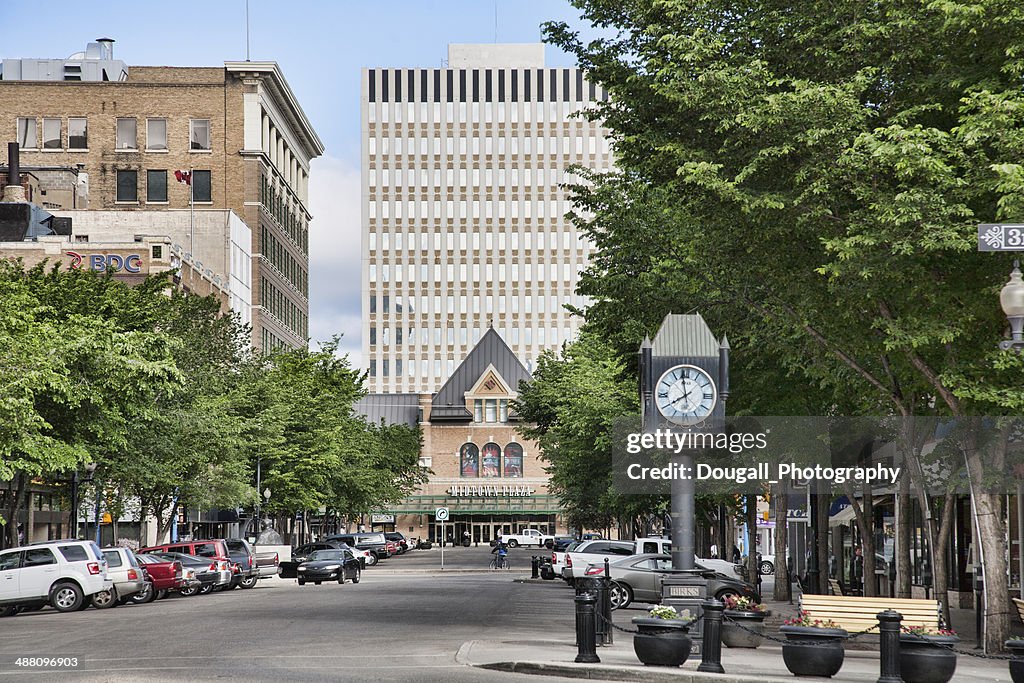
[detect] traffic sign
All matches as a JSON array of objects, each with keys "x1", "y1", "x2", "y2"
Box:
[
  {"x1": 979, "y1": 224, "x2": 1024, "y2": 251},
  {"x1": 435, "y1": 507, "x2": 449, "y2": 521}
]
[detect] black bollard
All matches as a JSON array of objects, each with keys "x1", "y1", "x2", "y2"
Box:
[
  {"x1": 531, "y1": 556, "x2": 539, "y2": 579},
  {"x1": 574, "y1": 592, "x2": 601, "y2": 663},
  {"x1": 593, "y1": 576, "x2": 610, "y2": 646},
  {"x1": 602, "y1": 558, "x2": 614, "y2": 646},
  {"x1": 698, "y1": 599, "x2": 725, "y2": 673},
  {"x1": 877, "y1": 609, "x2": 902, "y2": 683}
]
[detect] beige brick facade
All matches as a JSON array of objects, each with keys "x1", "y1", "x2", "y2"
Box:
[{"x1": 0, "y1": 62, "x2": 323, "y2": 353}]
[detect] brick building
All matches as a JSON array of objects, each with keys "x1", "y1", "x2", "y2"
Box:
[
  {"x1": 355, "y1": 328, "x2": 567, "y2": 544},
  {"x1": 0, "y1": 39, "x2": 323, "y2": 352}
]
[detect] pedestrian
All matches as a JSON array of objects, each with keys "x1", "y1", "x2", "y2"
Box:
[
  {"x1": 732, "y1": 544, "x2": 741, "y2": 563},
  {"x1": 851, "y1": 546, "x2": 864, "y2": 595},
  {"x1": 463, "y1": 530, "x2": 471, "y2": 547},
  {"x1": 710, "y1": 543, "x2": 718, "y2": 559}
]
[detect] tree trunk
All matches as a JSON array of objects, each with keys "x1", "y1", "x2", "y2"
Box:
[
  {"x1": 3, "y1": 474, "x2": 27, "y2": 548},
  {"x1": 773, "y1": 480, "x2": 791, "y2": 601},
  {"x1": 896, "y1": 477, "x2": 912, "y2": 598},
  {"x1": 934, "y1": 491, "x2": 956, "y2": 628},
  {"x1": 745, "y1": 494, "x2": 758, "y2": 595}
]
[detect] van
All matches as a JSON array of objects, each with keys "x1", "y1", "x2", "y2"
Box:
[{"x1": 635, "y1": 537, "x2": 672, "y2": 555}]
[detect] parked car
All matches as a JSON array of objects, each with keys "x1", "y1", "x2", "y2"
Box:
[
  {"x1": 225, "y1": 539, "x2": 260, "y2": 589},
  {"x1": 140, "y1": 539, "x2": 230, "y2": 562},
  {"x1": 384, "y1": 532, "x2": 410, "y2": 554},
  {"x1": 280, "y1": 542, "x2": 354, "y2": 579},
  {"x1": 148, "y1": 552, "x2": 231, "y2": 594},
  {"x1": 134, "y1": 554, "x2": 195, "y2": 602},
  {"x1": 90, "y1": 547, "x2": 146, "y2": 609},
  {"x1": 324, "y1": 533, "x2": 390, "y2": 562},
  {"x1": 296, "y1": 549, "x2": 362, "y2": 585},
  {"x1": 253, "y1": 549, "x2": 281, "y2": 579},
  {"x1": 498, "y1": 528, "x2": 555, "y2": 548},
  {"x1": 583, "y1": 553, "x2": 759, "y2": 609},
  {"x1": 550, "y1": 536, "x2": 575, "y2": 552},
  {"x1": 561, "y1": 540, "x2": 636, "y2": 583},
  {"x1": 0, "y1": 540, "x2": 111, "y2": 615}
]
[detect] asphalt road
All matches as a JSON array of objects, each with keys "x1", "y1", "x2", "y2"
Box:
[{"x1": 0, "y1": 563, "x2": 589, "y2": 683}]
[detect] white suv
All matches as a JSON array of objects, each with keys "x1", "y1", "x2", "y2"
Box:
[{"x1": 0, "y1": 540, "x2": 111, "y2": 615}]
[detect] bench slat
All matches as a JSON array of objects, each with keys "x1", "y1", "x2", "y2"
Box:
[{"x1": 799, "y1": 594, "x2": 940, "y2": 632}]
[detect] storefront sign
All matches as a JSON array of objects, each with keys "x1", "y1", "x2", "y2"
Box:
[
  {"x1": 370, "y1": 513, "x2": 395, "y2": 524},
  {"x1": 448, "y1": 484, "x2": 534, "y2": 497},
  {"x1": 67, "y1": 251, "x2": 143, "y2": 273}
]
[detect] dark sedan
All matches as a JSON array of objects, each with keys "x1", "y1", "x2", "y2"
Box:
[
  {"x1": 583, "y1": 553, "x2": 758, "y2": 610},
  {"x1": 296, "y1": 549, "x2": 361, "y2": 586},
  {"x1": 279, "y1": 541, "x2": 355, "y2": 579}
]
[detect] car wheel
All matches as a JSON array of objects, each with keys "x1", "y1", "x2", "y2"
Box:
[
  {"x1": 715, "y1": 588, "x2": 741, "y2": 603},
  {"x1": 759, "y1": 560, "x2": 774, "y2": 575},
  {"x1": 130, "y1": 583, "x2": 156, "y2": 604},
  {"x1": 198, "y1": 583, "x2": 215, "y2": 595},
  {"x1": 0, "y1": 606, "x2": 21, "y2": 617},
  {"x1": 609, "y1": 581, "x2": 633, "y2": 610},
  {"x1": 338, "y1": 574, "x2": 345, "y2": 584},
  {"x1": 50, "y1": 582, "x2": 85, "y2": 613},
  {"x1": 179, "y1": 585, "x2": 199, "y2": 597},
  {"x1": 507, "y1": 539, "x2": 519, "y2": 548},
  {"x1": 239, "y1": 576, "x2": 258, "y2": 589},
  {"x1": 90, "y1": 589, "x2": 118, "y2": 609},
  {"x1": 156, "y1": 589, "x2": 169, "y2": 600},
  {"x1": 365, "y1": 553, "x2": 378, "y2": 566},
  {"x1": 352, "y1": 570, "x2": 360, "y2": 584}
]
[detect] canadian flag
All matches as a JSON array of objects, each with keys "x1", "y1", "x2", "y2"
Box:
[{"x1": 174, "y1": 170, "x2": 191, "y2": 185}]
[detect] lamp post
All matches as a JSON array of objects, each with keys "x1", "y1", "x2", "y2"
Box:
[
  {"x1": 68, "y1": 463, "x2": 97, "y2": 539},
  {"x1": 261, "y1": 487, "x2": 271, "y2": 535},
  {"x1": 999, "y1": 260, "x2": 1024, "y2": 352}
]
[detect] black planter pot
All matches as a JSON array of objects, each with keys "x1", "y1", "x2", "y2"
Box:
[
  {"x1": 722, "y1": 610, "x2": 769, "y2": 648},
  {"x1": 631, "y1": 617, "x2": 692, "y2": 667},
  {"x1": 1007, "y1": 640, "x2": 1024, "y2": 683},
  {"x1": 898, "y1": 634, "x2": 958, "y2": 683},
  {"x1": 779, "y1": 625, "x2": 848, "y2": 678}
]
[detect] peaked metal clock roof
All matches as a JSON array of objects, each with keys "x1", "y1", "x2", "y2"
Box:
[
  {"x1": 430, "y1": 328, "x2": 532, "y2": 422},
  {"x1": 650, "y1": 313, "x2": 721, "y2": 358}
]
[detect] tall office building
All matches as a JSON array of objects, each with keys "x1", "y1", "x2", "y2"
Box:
[
  {"x1": 362, "y1": 44, "x2": 613, "y2": 393},
  {"x1": 0, "y1": 39, "x2": 323, "y2": 353}
]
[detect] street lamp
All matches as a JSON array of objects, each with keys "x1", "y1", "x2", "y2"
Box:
[
  {"x1": 999, "y1": 260, "x2": 1024, "y2": 352},
  {"x1": 261, "y1": 487, "x2": 271, "y2": 532},
  {"x1": 69, "y1": 463, "x2": 97, "y2": 539}
]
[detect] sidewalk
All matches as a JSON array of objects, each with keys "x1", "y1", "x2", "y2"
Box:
[{"x1": 457, "y1": 635, "x2": 1015, "y2": 682}]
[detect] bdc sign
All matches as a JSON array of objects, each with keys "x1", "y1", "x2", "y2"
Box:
[{"x1": 66, "y1": 251, "x2": 143, "y2": 273}]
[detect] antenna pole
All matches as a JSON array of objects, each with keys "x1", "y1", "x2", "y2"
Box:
[{"x1": 245, "y1": 0, "x2": 251, "y2": 61}]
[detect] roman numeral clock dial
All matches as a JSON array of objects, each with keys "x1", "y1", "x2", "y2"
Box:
[{"x1": 655, "y1": 364, "x2": 717, "y2": 424}]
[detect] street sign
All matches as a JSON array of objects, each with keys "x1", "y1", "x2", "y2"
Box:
[
  {"x1": 435, "y1": 507, "x2": 449, "y2": 521},
  {"x1": 978, "y1": 224, "x2": 1024, "y2": 251}
]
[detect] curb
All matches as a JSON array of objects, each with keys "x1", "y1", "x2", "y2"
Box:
[{"x1": 476, "y1": 661, "x2": 797, "y2": 683}]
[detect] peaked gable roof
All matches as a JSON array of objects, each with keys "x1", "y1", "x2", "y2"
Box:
[
  {"x1": 430, "y1": 328, "x2": 532, "y2": 422},
  {"x1": 651, "y1": 313, "x2": 721, "y2": 358}
]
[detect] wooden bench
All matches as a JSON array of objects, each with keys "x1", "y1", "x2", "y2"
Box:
[
  {"x1": 827, "y1": 579, "x2": 844, "y2": 596},
  {"x1": 800, "y1": 594, "x2": 943, "y2": 633},
  {"x1": 1013, "y1": 597, "x2": 1024, "y2": 625}
]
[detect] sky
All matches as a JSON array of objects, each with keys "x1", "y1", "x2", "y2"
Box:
[{"x1": 0, "y1": 1, "x2": 602, "y2": 367}]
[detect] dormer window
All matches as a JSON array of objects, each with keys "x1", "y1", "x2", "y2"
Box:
[{"x1": 474, "y1": 398, "x2": 508, "y2": 423}]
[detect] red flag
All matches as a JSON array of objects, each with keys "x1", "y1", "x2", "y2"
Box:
[{"x1": 175, "y1": 170, "x2": 191, "y2": 185}]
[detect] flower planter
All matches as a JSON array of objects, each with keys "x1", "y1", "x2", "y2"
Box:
[
  {"x1": 779, "y1": 625, "x2": 848, "y2": 678},
  {"x1": 1007, "y1": 640, "x2": 1024, "y2": 683},
  {"x1": 898, "y1": 634, "x2": 958, "y2": 683},
  {"x1": 631, "y1": 617, "x2": 692, "y2": 667},
  {"x1": 722, "y1": 609, "x2": 769, "y2": 648}
]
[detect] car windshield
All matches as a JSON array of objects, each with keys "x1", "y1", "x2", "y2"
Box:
[{"x1": 308, "y1": 550, "x2": 344, "y2": 561}]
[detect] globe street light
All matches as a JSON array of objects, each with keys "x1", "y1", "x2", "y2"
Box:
[{"x1": 1000, "y1": 261, "x2": 1024, "y2": 352}]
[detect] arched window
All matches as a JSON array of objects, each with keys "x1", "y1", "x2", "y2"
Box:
[
  {"x1": 504, "y1": 443, "x2": 524, "y2": 478},
  {"x1": 459, "y1": 443, "x2": 479, "y2": 478},
  {"x1": 481, "y1": 442, "x2": 501, "y2": 478}
]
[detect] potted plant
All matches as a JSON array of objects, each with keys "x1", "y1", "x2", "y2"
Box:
[
  {"x1": 1006, "y1": 640, "x2": 1024, "y2": 683},
  {"x1": 631, "y1": 605, "x2": 693, "y2": 667},
  {"x1": 779, "y1": 610, "x2": 848, "y2": 677},
  {"x1": 899, "y1": 626, "x2": 959, "y2": 683},
  {"x1": 721, "y1": 595, "x2": 770, "y2": 648}
]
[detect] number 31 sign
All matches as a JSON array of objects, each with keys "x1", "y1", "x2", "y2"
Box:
[{"x1": 979, "y1": 224, "x2": 1024, "y2": 251}]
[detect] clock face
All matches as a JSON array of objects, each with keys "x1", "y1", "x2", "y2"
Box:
[{"x1": 655, "y1": 364, "x2": 717, "y2": 423}]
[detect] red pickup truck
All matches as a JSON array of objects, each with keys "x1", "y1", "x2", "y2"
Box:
[{"x1": 135, "y1": 555, "x2": 198, "y2": 602}]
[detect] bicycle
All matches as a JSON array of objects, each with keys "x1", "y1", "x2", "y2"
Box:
[{"x1": 489, "y1": 555, "x2": 510, "y2": 570}]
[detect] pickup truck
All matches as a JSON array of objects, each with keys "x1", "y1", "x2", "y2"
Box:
[
  {"x1": 498, "y1": 529, "x2": 555, "y2": 548},
  {"x1": 254, "y1": 550, "x2": 280, "y2": 579}
]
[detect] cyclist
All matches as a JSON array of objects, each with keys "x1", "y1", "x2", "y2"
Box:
[{"x1": 491, "y1": 540, "x2": 509, "y2": 569}]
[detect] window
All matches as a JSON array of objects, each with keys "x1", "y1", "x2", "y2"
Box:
[
  {"x1": 192, "y1": 170, "x2": 211, "y2": 202},
  {"x1": 116, "y1": 170, "x2": 138, "y2": 202},
  {"x1": 152, "y1": 245, "x2": 163, "y2": 259},
  {"x1": 116, "y1": 118, "x2": 137, "y2": 150},
  {"x1": 190, "y1": 119, "x2": 211, "y2": 150},
  {"x1": 68, "y1": 118, "x2": 87, "y2": 149},
  {"x1": 42, "y1": 118, "x2": 61, "y2": 149},
  {"x1": 0, "y1": 551, "x2": 18, "y2": 571},
  {"x1": 481, "y1": 443, "x2": 501, "y2": 477},
  {"x1": 23, "y1": 548, "x2": 55, "y2": 567},
  {"x1": 57, "y1": 545, "x2": 88, "y2": 562},
  {"x1": 147, "y1": 118, "x2": 168, "y2": 151},
  {"x1": 147, "y1": 170, "x2": 167, "y2": 202},
  {"x1": 17, "y1": 117, "x2": 37, "y2": 149}
]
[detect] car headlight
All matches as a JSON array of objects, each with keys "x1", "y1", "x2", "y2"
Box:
[
  {"x1": 323, "y1": 565, "x2": 340, "y2": 570},
  {"x1": 297, "y1": 567, "x2": 306, "y2": 572}
]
